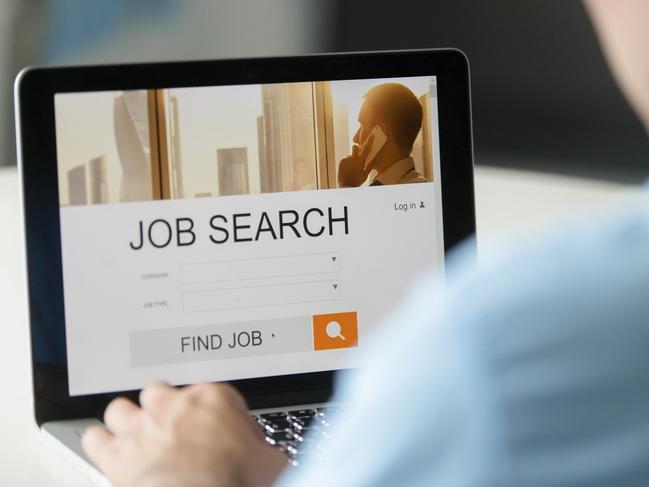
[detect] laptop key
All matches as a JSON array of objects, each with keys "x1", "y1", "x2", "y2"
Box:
[
  {"x1": 291, "y1": 415, "x2": 316, "y2": 427},
  {"x1": 265, "y1": 430, "x2": 294, "y2": 446},
  {"x1": 260, "y1": 412, "x2": 287, "y2": 420},
  {"x1": 264, "y1": 418, "x2": 293, "y2": 432},
  {"x1": 271, "y1": 430, "x2": 294, "y2": 440},
  {"x1": 288, "y1": 409, "x2": 316, "y2": 418},
  {"x1": 256, "y1": 407, "x2": 337, "y2": 461}
]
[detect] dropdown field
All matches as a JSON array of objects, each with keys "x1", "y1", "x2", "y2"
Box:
[
  {"x1": 183, "y1": 280, "x2": 342, "y2": 312},
  {"x1": 183, "y1": 252, "x2": 341, "y2": 283}
]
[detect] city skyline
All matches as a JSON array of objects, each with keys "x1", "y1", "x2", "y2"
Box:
[{"x1": 55, "y1": 76, "x2": 436, "y2": 205}]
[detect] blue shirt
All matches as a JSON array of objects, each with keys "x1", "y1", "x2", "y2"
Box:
[{"x1": 280, "y1": 197, "x2": 649, "y2": 486}]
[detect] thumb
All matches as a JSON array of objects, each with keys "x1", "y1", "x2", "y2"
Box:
[{"x1": 361, "y1": 162, "x2": 373, "y2": 180}]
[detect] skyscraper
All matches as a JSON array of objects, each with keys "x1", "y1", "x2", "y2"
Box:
[
  {"x1": 88, "y1": 155, "x2": 108, "y2": 204},
  {"x1": 217, "y1": 147, "x2": 249, "y2": 196},
  {"x1": 259, "y1": 83, "x2": 316, "y2": 193},
  {"x1": 68, "y1": 164, "x2": 87, "y2": 205},
  {"x1": 114, "y1": 91, "x2": 153, "y2": 202},
  {"x1": 257, "y1": 115, "x2": 266, "y2": 184},
  {"x1": 169, "y1": 95, "x2": 185, "y2": 199}
]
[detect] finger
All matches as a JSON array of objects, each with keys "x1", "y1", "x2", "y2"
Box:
[
  {"x1": 104, "y1": 397, "x2": 141, "y2": 435},
  {"x1": 351, "y1": 144, "x2": 360, "y2": 157},
  {"x1": 81, "y1": 426, "x2": 117, "y2": 473},
  {"x1": 362, "y1": 162, "x2": 374, "y2": 179},
  {"x1": 140, "y1": 381, "x2": 175, "y2": 418},
  {"x1": 185, "y1": 382, "x2": 228, "y2": 404},
  {"x1": 187, "y1": 383, "x2": 263, "y2": 438},
  {"x1": 183, "y1": 383, "x2": 268, "y2": 443},
  {"x1": 187, "y1": 383, "x2": 249, "y2": 414}
]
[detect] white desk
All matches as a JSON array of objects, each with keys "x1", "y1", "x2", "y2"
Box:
[
  {"x1": 0, "y1": 167, "x2": 94, "y2": 485},
  {"x1": 0, "y1": 165, "x2": 643, "y2": 485}
]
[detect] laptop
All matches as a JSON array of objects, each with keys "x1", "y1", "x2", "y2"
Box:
[{"x1": 15, "y1": 49, "x2": 475, "y2": 483}]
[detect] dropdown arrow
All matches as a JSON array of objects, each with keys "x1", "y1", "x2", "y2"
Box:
[
  {"x1": 331, "y1": 256, "x2": 337, "y2": 262},
  {"x1": 333, "y1": 284, "x2": 338, "y2": 289}
]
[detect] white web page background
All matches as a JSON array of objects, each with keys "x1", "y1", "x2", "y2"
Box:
[{"x1": 60, "y1": 183, "x2": 443, "y2": 395}]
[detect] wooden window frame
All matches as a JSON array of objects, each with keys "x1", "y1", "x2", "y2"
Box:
[
  {"x1": 146, "y1": 89, "x2": 171, "y2": 199},
  {"x1": 313, "y1": 81, "x2": 336, "y2": 190}
]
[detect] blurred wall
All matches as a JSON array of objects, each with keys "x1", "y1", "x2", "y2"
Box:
[
  {"x1": 2, "y1": 0, "x2": 332, "y2": 167},
  {"x1": 329, "y1": 0, "x2": 649, "y2": 183},
  {"x1": 6, "y1": 0, "x2": 648, "y2": 184},
  {"x1": 2, "y1": 0, "x2": 47, "y2": 168}
]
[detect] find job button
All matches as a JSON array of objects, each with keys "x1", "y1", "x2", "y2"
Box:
[{"x1": 130, "y1": 316, "x2": 312, "y2": 367}]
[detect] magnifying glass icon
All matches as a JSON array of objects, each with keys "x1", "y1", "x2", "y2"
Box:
[{"x1": 325, "y1": 321, "x2": 346, "y2": 340}]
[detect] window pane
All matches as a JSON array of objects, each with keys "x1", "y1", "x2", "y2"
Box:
[
  {"x1": 55, "y1": 90, "x2": 153, "y2": 205},
  {"x1": 163, "y1": 83, "x2": 318, "y2": 199}
]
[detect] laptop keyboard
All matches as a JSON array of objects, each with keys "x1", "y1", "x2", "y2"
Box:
[{"x1": 251, "y1": 407, "x2": 340, "y2": 466}]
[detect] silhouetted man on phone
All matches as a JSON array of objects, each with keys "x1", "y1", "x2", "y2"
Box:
[{"x1": 338, "y1": 83, "x2": 428, "y2": 187}]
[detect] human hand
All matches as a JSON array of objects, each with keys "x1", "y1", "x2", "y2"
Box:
[
  {"x1": 337, "y1": 134, "x2": 374, "y2": 187},
  {"x1": 82, "y1": 381, "x2": 287, "y2": 487}
]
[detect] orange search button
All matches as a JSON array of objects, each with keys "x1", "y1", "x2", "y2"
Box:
[{"x1": 313, "y1": 312, "x2": 358, "y2": 351}]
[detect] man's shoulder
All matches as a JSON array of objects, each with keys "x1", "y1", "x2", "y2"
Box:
[
  {"x1": 433, "y1": 199, "x2": 649, "y2": 389},
  {"x1": 400, "y1": 171, "x2": 429, "y2": 184},
  {"x1": 456, "y1": 200, "x2": 649, "y2": 485},
  {"x1": 444, "y1": 200, "x2": 649, "y2": 334}
]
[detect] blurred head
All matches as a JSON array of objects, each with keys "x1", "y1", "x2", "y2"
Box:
[
  {"x1": 353, "y1": 83, "x2": 423, "y2": 160},
  {"x1": 585, "y1": 0, "x2": 649, "y2": 134}
]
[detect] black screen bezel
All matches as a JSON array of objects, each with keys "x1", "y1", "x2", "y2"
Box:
[{"x1": 16, "y1": 49, "x2": 475, "y2": 426}]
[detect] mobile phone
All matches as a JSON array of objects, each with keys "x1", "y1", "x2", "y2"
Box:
[{"x1": 359, "y1": 125, "x2": 388, "y2": 169}]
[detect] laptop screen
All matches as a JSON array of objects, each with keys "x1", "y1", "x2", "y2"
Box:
[{"x1": 53, "y1": 76, "x2": 445, "y2": 396}]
